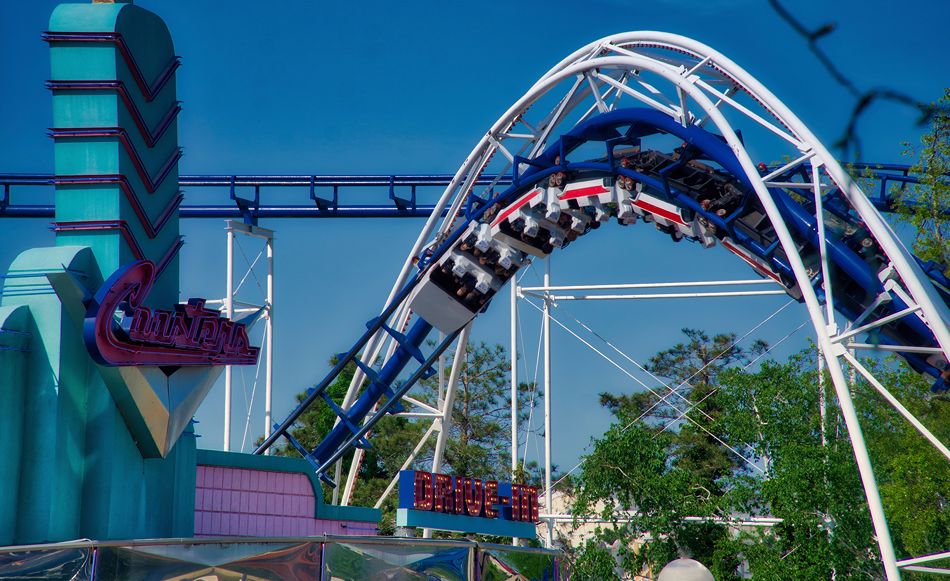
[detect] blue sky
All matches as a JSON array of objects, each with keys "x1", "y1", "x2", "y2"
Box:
[{"x1": 3, "y1": 1, "x2": 950, "y2": 486}]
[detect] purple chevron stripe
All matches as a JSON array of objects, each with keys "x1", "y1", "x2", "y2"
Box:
[
  {"x1": 43, "y1": 31, "x2": 179, "y2": 102},
  {"x1": 154, "y1": 236, "x2": 184, "y2": 276},
  {"x1": 52, "y1": 220, "x2": 145, "y2": 258},
  {"x1": 47, "y1": 80, "x2": 180, "y2": 147},
  {"x1": 52, "y1": 220, "x2": 182, "y2": 278},
  {"x1": 49, "y1": 127, "x2": 181, "y2": 193},
  {"x1": 54, "y1": 174, "x2": 182, "y2": 238}
]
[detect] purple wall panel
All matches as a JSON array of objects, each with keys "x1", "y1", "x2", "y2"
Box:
[{"x1": 194, "y1": 465, "x2": 375, "y2": 538}]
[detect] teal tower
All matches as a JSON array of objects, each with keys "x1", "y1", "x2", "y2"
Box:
[{"x1": 0, "y1": 0, "x2": 195, "y2": 545}]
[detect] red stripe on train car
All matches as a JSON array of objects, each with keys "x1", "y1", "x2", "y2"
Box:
[
  {"x1": 492, "y1": 189, "x2": 542, "y2": 226},
  {"x1": 721, "y1": 239, "x2": 783, "y2": 283},
  {"x1": 632, "y1": 198, "x2": 687, "y2": 226},
  {"x1": 560, "y1": 185, "x2": 609, "y2": 201}
]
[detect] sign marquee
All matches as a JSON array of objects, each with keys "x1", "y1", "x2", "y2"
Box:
[
  {"x1": 397, "y1": 470, "x2": 540, "y2": 537},
  {"x1": 84, "y1": 259, "x2": 260, "y2": 366}
]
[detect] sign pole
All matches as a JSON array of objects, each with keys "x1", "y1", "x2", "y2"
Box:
[
  {"x1": 511, "y1": 277, "x2": 519, "y2": 547},
  {"x1": 264, "y1": 234, "x2": 274, "y2": 454},
  {"x1": 543, "y1": 257, "x2": 553, "y2": 548},
  {"x1": 224, "y1": 225, "x2": 234, "y2": 451}
]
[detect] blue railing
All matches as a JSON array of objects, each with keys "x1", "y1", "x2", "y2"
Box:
[
  {"x1": 0, "y1": 165, "x2": 934, "y2": 223},
  {"x1": 0, "y1": 173, "x2": 514, "y2": 223}
]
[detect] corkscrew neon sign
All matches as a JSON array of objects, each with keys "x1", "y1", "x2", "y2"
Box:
[{"x1": 84, "y1": 259, "x2": 260, "y2": 366}]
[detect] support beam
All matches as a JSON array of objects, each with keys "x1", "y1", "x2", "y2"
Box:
[
  {"x1": 511, "y1": 277, "x2": 519, "y2": 547},
  {"x1": 425, "y1": 323, "x2": 472, "y2": 539},
  {"x1": 224, "y1": 227, "x2": 234, "y2": 451},
  {"x1": 264, "y1": 234, "x2": 274, "y2": 454},
  {"x1": 223, "y1": 220, "x2": 274, "y2": 454},
  {"x1": 543, "y1": 258, "x2": 553, "y2": 548}
]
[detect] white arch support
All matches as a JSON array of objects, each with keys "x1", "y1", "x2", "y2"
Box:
[{"x1": 327, "y1": 33, "x2": 950, "y2": 578}]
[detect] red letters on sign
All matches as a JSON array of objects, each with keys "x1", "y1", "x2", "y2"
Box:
[
  {"x1": 434, "y1": 473, "x2": 454, "y2": 513},
  {"x1": 413, "y1": 471, "x2": 433, "y2": 511},
  {"x1": 525, "y1": 485, "x2": 540, "y2": 523},
  {"x1": 453, "y1": 477, "x2": 466, "y2": 515},
  {"x1": 510, "y1": 484, "x2": 522, "y2": 521},
  {"x1": 484, "y1": 480, "x2": 499, "y2": 518},
  {"x1": 463, "y1": 477, "x2": 483, "y2": 517},
  {"x1": 520, "y1": 484, "x2": 534, "y2": 523},
  {"x1": 405, "y1": 472, "x2": 538, "y2": 523}
]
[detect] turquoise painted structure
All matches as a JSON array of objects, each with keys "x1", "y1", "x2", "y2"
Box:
[
  {"x1": 0, "y1": 0, "x2": 191, "y2": 545},
  {"x1": 0, "y1": 1, "x2": 379, "y2": 546},
  {"x1": 397, "y1": 509, "x2": 538, "y2": 538},
  {"x1": 0, "y1": 244, "x2": 197, "y2": 545},
  {"x1": 48, "y1": 0, "x2": 183, "y2": 304}
]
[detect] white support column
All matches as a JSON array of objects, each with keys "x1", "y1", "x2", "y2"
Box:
[
  {"x1": 511, "y1": 279, "x2": 519, "y2": 479},
  {"x1": 222, "y1": 220, "x2": 274, "y2": 455},
  {"x1": 432, "y1": 324, "x2": 472, "y2": 473},
  {"x1": 543, "y1": 257, "x2": 553, "y2": 548},
  {"x1": 332, "y1": 458, "x2": 343, "y2": 505},
  {"x1": 511, "y1": 278, "x2": 520, "y2": 548},
  {"x1": 264, "y1": 235, "x2": 274, "y2": 454},
  {"x1": 823, "y1": 344, "x2": 900, "y2": 579},
  {"x1": 811, "y1": 159, "x2": 836, "y2": 326},
  {"x1": 426, "y1": 323, "x2": 472, "y2": 539},
  {"x1": 439, "y1": 331, "x2": 446, "y2": 406},
  {"x1": 818, "y1": 347, "x2": 827, "y2": 447},
  {"x1": 224, "y1": 226, "x2": 234, "y2": 452}
]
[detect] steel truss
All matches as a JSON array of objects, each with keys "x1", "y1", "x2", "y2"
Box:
[
  {"x1": 297, "y1": 33, "x2": 950, "y2": 578},
  {"x1": 2, "y1": 31, "x2": 946, "y2": 577},
  {"x1": 511, "y1": 262, "x2": 793, "y2": 546},
  {"x1": 203, "y1": 221, "x2": 274, "y2": 453}
]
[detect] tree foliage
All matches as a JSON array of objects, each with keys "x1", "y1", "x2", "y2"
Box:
[
  {"x1": 570, "y1": 330, "x2": 950, "y2": 580},
  {"x1": 419, "y1": 341, "x2": 539, "y2": 482},
  {"x1": 599, "y1": 329, "x2": 766, "y2": 495},
  {"x1": 894, "y1": 88, "x2": 950, "y2": 271},
  {"x1": 272, "y1": 342, "x2": 539, "y2": 534}
]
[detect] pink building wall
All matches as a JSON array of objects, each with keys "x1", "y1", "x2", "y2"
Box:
[{"x1": 194, "y1": 465, "x2": 378, "y2": 537}]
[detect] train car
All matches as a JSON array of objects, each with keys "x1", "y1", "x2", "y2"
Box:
[
  {"x1": 410, "y1": 140, "x2": 950, "y2": 388},
  {"x1": 409, "y1": 221, "x2": 528, "y2": 334},
  {"x1": 489, "y1": 187, "x2": 569, "y2": 257}
]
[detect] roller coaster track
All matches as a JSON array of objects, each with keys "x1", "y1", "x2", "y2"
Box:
[
  {"x1": 0, "y1": 174, "x2": 511, "y2": 220},
  {"x1": 4, "y1": 30, "x2": 943, "y2": 578},
  {"x1": 241, "y1": 32, "x2": 949, "y2": 578},
  {"x1": 0, "y1": 163, "x2": 939, "y2": 220}
]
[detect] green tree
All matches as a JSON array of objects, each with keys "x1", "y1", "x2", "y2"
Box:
[
  {"x1": 894, "y1": 88, "x2": 950, "y2": 271},
  {"x1": 570, "y1": 333, "x2": 950, "y2": 580},
  {"x1": 570, "y1": 414, "x2": 739, "y2": 580},
  {"x1": 600, "y1": 329, "x2": 766, "y2": 494},
  {"x1": 859, "y1": 361, "x2": 950, "y2": 564},
  {"x1": 716, "y1": 357, "x2": 880, "y2": 580},
  {"x1": 271, "y1": 342, "x2": 540, "y2": 534},
  {"x1": 572, "y1": 329, "x2": 763, "y2": 580},
  {"x1": 420, "y1": 341, "x2": 540, "y2": 483}
]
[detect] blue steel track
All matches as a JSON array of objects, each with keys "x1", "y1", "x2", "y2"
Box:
[{"x1": 246, "y1": 108, "x2": 950, "y2": 482}]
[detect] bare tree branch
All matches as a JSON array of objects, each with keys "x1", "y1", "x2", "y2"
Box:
[{"x1": 769, "y1": 0, "x2": 949, "y2": 159}]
